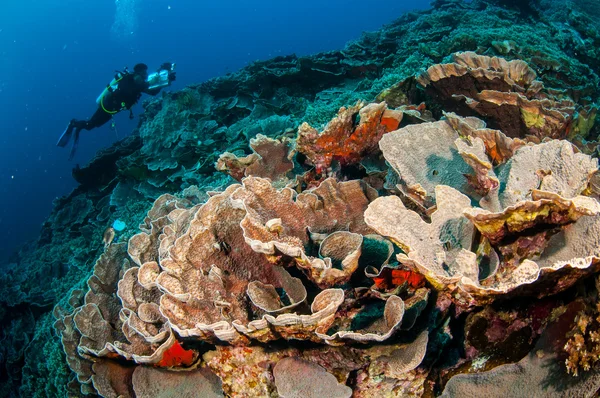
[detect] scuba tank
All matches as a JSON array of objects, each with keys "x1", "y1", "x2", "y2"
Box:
[
  {"x1": 147, "y1": 63, "x2": 176, "y2": 90},
  {"x1": 95, "y1": 63, "x2": 174, "y2": 114},
  {"x1": 96, "y1": 68, "x2": 129, "y2": 105}
]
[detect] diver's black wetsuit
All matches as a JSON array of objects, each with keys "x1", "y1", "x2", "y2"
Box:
[
  {"x1": 73, "y1": 74, "x2": 159, "y2": 131},
  {"x1": 58, "y1": 71, "x2": 162, "y2": 160}
]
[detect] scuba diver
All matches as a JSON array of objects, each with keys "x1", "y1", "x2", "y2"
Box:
[{"x1": 57, "y1": 62, "x2": 176, "y2": 160}]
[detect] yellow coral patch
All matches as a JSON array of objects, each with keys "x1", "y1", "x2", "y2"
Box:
[
  {"x1": 521, "y1": 108, "x2": 546, "y2": 129},
  {"x1": 473, "y1": 205, "x2": 552, "y2": 237},
  {"x1": 505, "y1": 205, "x2": 551, "y2": 230},
  {"x1": 569, "y1": 106, "x2": 598, "y2": 140}
]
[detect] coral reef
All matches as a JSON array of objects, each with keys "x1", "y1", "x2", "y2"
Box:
[
  {"x1": 53, "y1": 179, "x2": 429, "y2": 396},
  {"x1": 3, "y1": 0, "x2": 600, "y2": 396}
]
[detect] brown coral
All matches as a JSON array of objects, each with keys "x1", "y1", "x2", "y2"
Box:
[
  {"x1": 418, "y1": 52, "x2": 575, "y2": 140},
  {"x1": 155, "y1": 184, "x2": 317, "y2": 343},
  {"x1": 53, "y1": 243, "x2": 179, "y2": 396},
  {"x1": 232, "y1": 176, "x2": 377, "y2": 288},
  {"x1": 216, "y1": 134, "x2": 295, "y2": 185},
  {"x1": 57, "y1": 175, "x2": 419, "y2": 398}
]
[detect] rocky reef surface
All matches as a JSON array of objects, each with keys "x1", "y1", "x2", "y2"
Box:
[{"x1": 2, "y1": 0, "x2": 600, "y2": 396}]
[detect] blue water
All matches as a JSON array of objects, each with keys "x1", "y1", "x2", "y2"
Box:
[{"x1": 0, "y1": 0, "x2": 429, "y2": 263}]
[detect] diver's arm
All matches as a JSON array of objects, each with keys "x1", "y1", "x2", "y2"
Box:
[
  {"x1": 143, "y1": 87, "x2": 162, "y2": 96},
  {"x1": 133, "y1": 74, "x2": 162, "y2": 96}
]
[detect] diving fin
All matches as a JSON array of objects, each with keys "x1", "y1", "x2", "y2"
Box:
[
  {"x1": 68, "y1": 130, "x2": 80, "y2": 161},
  {"x1": 57, "y1": 120, "x2": 76, "y2": 147}
]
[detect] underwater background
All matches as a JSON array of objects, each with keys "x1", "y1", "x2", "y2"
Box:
[
  {"x1": 0, "y1": 0, "x2": 427, "y2": 264},
  {"x1": 2, "y1": 0, "x2": 600, "y2": 397}
]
